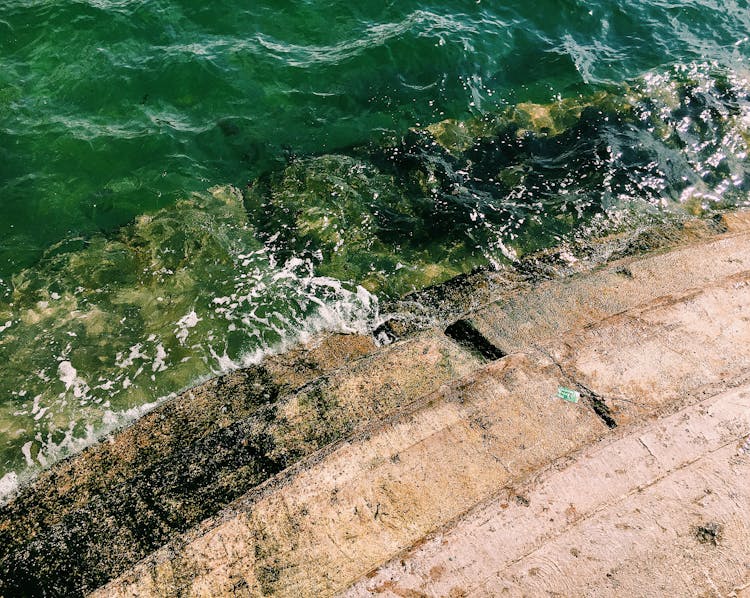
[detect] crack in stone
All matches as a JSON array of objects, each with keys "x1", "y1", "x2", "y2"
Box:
[{"x1": 534, "y1": 345, "x2": 617, "y2": 429}]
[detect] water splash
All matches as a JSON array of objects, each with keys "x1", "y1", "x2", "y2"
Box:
[{"x1": 0, "y1": 186, "x2": 377, "y2": 493}]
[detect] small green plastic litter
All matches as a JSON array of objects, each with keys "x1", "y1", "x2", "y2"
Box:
[{"x1": 556, "y1": 387, "x2": 580, "y2": 403}]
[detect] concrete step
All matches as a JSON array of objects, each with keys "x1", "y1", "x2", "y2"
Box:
[
  {"x1": 346, "y1": 383, "x2": 750, "y2": 597},
  {"x1": 3, "y1": 214, "x2": 750, "y2": 597},
  {"x1": 94, "y1": 229, "x2": 750, "y2": 597},
  {"x1": 466, "y1": 224, "x2": 750, "y2": 356},
  {"x1": 94, "y1": 352, "x2": 610, "y2": 597}
]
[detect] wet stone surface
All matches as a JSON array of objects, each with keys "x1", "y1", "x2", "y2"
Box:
[
  {"x1": 0, "y1": 330, "x2": 472, "y2": 596},
  {"x1": 0, "y1": 366, "x2": 286, "y2": 597},
  {"x1": 1, "y1": 209, "x2": 749, "y2": 597}
]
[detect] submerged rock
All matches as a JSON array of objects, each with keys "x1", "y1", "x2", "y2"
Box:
[
  {"x1": 0, "y1": 186, "x2": 376, "y2": 482},
  {"x1": 245, "y1": 64, "x2": 750, "y2": 301}
]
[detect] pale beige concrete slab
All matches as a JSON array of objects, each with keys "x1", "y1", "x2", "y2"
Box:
[
  {"x1": 270, "y1": 330, "x2": 482, "y2": 461},
  {"x1": 479, "y1": 444, "x2": 750, "y2": 598},
  {"x1": 722, "y1": 210, "x2": 750, "y2": 232},
  {"x1": 551, "y1": 271, "x2": 750, "y2": 425},
  {"x1": 345, "y1": 384, "x2": 750, "y2": 598},
  {"x1": 471, "y1": 231, "x2": 750, "y2": 355},
  {"x1": 93, "y1": 354, "x2": 608, "y2": 597}
]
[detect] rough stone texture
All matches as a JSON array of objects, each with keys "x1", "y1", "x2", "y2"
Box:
[
  {"x1": 550, "y1": 272, "x2": 750, "y2": 425},
  {"x1": 4, "y1": 213, "x2": 750, "y2": 597},
  {"x1": 722, "y1": 209, "x2": 750, "y2": 232},
  {"x1": 0, "y1": 332, "x2": 474, "y2": 597},
  {"x1": 264, "y1": 334, "x2": 377, "y2": 392},
  {"x1": 93, "y1": 354, "x2": 609, "y2": 597},
  {"x1": 468, "y1": 232, "x2": 750, "y2": 355},
  {"x1": 347, "y1": 384, "x2": 750, "y2": 597}
]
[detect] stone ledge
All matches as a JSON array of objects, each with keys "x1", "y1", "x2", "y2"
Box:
[{"x1": 2, "y1": 213, "x2": 750, "y2": 597}]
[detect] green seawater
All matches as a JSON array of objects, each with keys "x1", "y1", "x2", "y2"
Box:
[{"x1": 1, "y1": 0, "x2": 750, "y2": 494}]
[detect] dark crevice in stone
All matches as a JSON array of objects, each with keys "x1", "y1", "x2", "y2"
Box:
[
  {"x1": 695, "y1": 522, "x2": 723, "y2": 546},
  {"x1": 585, "y1": 392, "x2": 618, "y2": 429},
  {"x1": 444, "y1": 319, "x2": 506, "y2": 361},
  {"x1": 535, "y1": 344, "x2": 617, "y2": 430}
]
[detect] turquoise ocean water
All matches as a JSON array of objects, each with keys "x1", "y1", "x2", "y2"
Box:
[{"x1": 1, "y1": 0, "x2": 750, "y2": 496}]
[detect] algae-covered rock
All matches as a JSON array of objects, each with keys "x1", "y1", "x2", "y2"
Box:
[
  {"x1": 244, "y1": 154, "x2": 487, "y2": 295},
  {"x1": 424, "y1": 117, "x2": 494, "y2": 153},
  {"x1": 0, "y1": 186, "x2": 376, "y2": 481},
  {"x1": 425, "y1": 91, "x2": 629, "y2": 153},
  {"x1": 244, "y1": 66, "x2": 750, "y2": 300}
]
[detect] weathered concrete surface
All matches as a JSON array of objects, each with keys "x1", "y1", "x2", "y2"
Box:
[
  {"x1": 467, "y1": 223, "x2": 750, "y2": 356},
  {"x1": 93, "y1": 217, "x2": 750, "y2": 597},
  {"x1": 550, "y1": 273, "x2": 750, "y2": 426},
  {"x1": 346, "y1": 384, "x2": 750, "y2": 597},
  {"x1": 0, "y1": 332, "x2": 476, "y2": 596},
  {"x1": 93, "y1": 354, "x2": 609, "y2": 597},
  {"x1": 3, "y1": 214, "x2": 750, "y2": 597}
]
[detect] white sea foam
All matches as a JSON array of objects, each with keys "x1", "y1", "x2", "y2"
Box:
[
  {"x1": 0, "y1": 472, "x2": 19, "y2": 505},
  {"x1": 175, "y1": 311, "x2": 202, "y2": 345},
  {"x1": 1, "y1": 253, "x2": 379, "y2": 489},
  {"x1": 152, "y1": 344, "x2": 168, "y2": 372},
  {"x1": 21, "y1": 441, "x2": 34, "y2": 467},
  {"x1": 58, "y1": 361, "x2": 77, "y2": 391},
  {"x1": 115, "y1": 344, "x2": 148, "y2": 369},
  {"x1": 57, "y1": 360, "x2": 91, "y2": 401}
]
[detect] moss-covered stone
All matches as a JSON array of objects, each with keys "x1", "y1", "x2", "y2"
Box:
[
  {"x1": 0, "y1": 185, "x2": 377, "y2": 479},
  {"x1": 244, "y1": 68, "x2": 750, "y2": 302}
]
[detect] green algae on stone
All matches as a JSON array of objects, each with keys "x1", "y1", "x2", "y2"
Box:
[
  {"x1": 0, "y1": 186, "x2": 376, "y2": 480},
  {"x1": 244, "y1": 154, "x2": 485, "y2": 296},
  {"x1": 424, "y1": 117, "x2": 495, "y2": 154},
  {"x1": 424, "y1": 90, "x2": 630, "y2": 155},
  {"x1": 245, "y1": 66, "x2": 750, "y2": 309}
]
